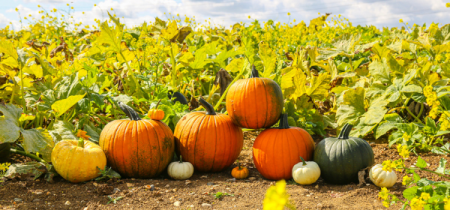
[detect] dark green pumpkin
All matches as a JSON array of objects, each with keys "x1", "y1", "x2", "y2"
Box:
[
  {"x1": 0, "y1": 143, "x2": 11, "y2": 163},
  {"x1": 313, "y1": 124, "x2": 374, "y2": 185}
]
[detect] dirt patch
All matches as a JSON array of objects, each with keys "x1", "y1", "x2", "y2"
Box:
[{"x1": 1, "y1": 131, "x2": 448, "y2": 210}]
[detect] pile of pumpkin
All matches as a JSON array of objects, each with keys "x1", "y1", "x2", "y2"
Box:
[{"x1": 50, "y1": 66, "x2": 397, "y2": 188}]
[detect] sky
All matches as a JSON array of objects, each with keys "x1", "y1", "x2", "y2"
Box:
[{"x1": 0, "y1": 0, "x2": 449, "y2": 30}]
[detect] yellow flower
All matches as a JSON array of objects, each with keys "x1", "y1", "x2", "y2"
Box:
[
  {"x1": 248, "y1": 15, "x2": 251, "y2": 19},
  {"x1": 94, "y1": 4, "x2": 97, "y2": 6},
  {"x1": 111, "y1": 8, "x2": 114, "y2": 10},
  {"x1": 397, "y1": 145, "x2": 410, "y2": 158},
  {"x1": 444, "y1": 197, "x2": 450, "y2": 210},
  {"x1": 38, "y1": 5, "x2": 40, "y2": 7},
  {"x1": 447, "y1": 3, "x2": 450, "y2": 7},
  {"x1": 402, "y1": 176, "x2": 412, "y2": 185},
  {"x1": 263, "y1": 180, "x2": 290, "y2": 210},
  {"x1": 430, "y1": 106, "x2": 439, "y2": 119},
  {"x1": 71, "y1": 7, "x2": 74, "y2": 9},
  {"x1": 420, "y1": 192, "x2": 430, "y2": 201},
  {"x1": 0, "y1": 162, "x2": 11, "y2": 172},
  {"x1": 15, "y1": 8, "x2": 18, "y2": 12},
  {"x1": 76, "y1": 130, "x2": 91, "y2": 140},
  {"x1": 402, "y1": 133, "x2": 411, "y2": 142},
  {"x1": 399, "y1": 19, "x2": 403, "y2": 23},
  {"x1": 67, "y1": 3, "x2": 69, "y2": 6},
  {"x1": 410, "y1": 197, "x2": 426, "y2": 210},
  {"x1": 287, "y1": 12, "x2": 291, "y2": 16},
  {"x1": 82, "y1": 12, "x2": 85, "y2": 14},
  {"x1": 382, "y1": 200, "x2": 390, "y2": 208},
  {"x1": 379, "y1": 187, "x2": 389, "y2": 200}
]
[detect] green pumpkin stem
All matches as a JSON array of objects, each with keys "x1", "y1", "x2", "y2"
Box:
[
  {"x1": 250, "y1": 65, "x2": 259, "y2": 78},
  {"x1": 238, "y1": 162, "x2": 242, "y2": 170},
  {"x1": 179, "y1": 155, "x2": 183, "y2": 163},
  {"x1": 300, "y1": 156, "x2": 307, "y2": 166},
  {"x1": 199, "y1": 97, "x2": 216, "y2": 115},
  {"x1": 118, "y1": 102, "x2": 141, "y2": 121},
  {"x1": 338, "y1": 123, "x2": 353, "y2": 139},
  {"x1": 155, "y1": 99, "x2": 162, "y2": 109},
  {"x1": 278, "y1": 114, "x2": 290, "y2": 129},
  {"x1": 77, "y1": 138, "x2": 85, "y2": 148}
]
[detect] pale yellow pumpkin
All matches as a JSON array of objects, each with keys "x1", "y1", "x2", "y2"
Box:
[
  {"x1": 369, "y1": 164, "x2": 397, "y2": 188},
  {"x1": 167, "y1": 156, "x2": 194, "y2": 180},
  {"x1": 51, "y1": 139, "x2": 106, "y2": 183},
  {"x1": 292, "y1": 157, "x2": 321, "y2": 185}
]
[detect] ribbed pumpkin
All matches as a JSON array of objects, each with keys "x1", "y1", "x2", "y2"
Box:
[
  {"x1": 51, "y1": 138, "x2": 106, "y2": 183},
  {"x1": 0, "y1": 143, "x2": 11, "y2": 163},
  {"x1": 231, "y1": 164, "x2": 249, "y2": 179},
  {"x1": 252, "y1": 114, "x2": 315, "y2": 180},
  {"x1": 99, "y1": 102, "x2": 174, "y2": 178},
  {"x1": 314, "y1": 124, "x2": 375, "y2": 185},
  {"x1": 174, "y1": 98, "x2": 243, "y2": 172},
  {"x1": 147, "y1": 100, "x2": 164, "y2": 120},
  {"x1": 226, "y1": 65, "x2": 284, "y2": 129}
]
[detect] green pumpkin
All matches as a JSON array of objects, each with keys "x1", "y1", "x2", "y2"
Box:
[
  {"x1": 0, "y1": 143, "x2": 11, "y2": 163},
  {"x1": 313, "y1": 124, "x2": 374, "y2": 184}
]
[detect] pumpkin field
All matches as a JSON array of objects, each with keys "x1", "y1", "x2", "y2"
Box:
[{"x1": 1, "y1": 4, "x2": 450, "y2": 210}]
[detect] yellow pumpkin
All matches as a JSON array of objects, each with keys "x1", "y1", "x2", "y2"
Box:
[
  {"x1": 51, "y1": 138, "x2": 106, "y2": 183},
  {"x1": 231, "y1": 164, "x2": 249, "y2": 179},
  {"x1": 147, "y1": 100, "x2": 165, "y2": 120}
]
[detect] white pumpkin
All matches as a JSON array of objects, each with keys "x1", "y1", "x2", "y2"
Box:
[
  {"x1": 292, "y1": 157, "x2": 321, "y2": 185},
  {"x1": 369, "y1": 164, "x2": 397, "y2": 188},
  {"x1": 167, "y1": 156, "x2": 194, "y2": 180}
]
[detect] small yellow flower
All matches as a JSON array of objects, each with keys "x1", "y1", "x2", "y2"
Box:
[
  {"x1": 76, "y1": 130, "x2": 91, "y2": 140},
  {"x1": 248, "y1": 15, "x2": 251, "y2": 19},
  {"x1": 444, "y1": 197, "x2": 450, "y2": 210},
  {"x1": 82, "y1": 12, "x2": 85, "y2": 14},
  {"x1": 382, "y1": 200, "x2": 390, "y2": 208},
  {"x1": 67, "y1": 3, "x2": 69, "y2": 6},
  {"x1": 111, "y1": 8, "x2": 113, "y2": 10},
  {"x1": 402, "y1": 133, "x2": 411, "y2": 142},
  {"x1": 37, "y1": 5, "x2": 40, "y2": 7},
  {"x1": 287, "y1": 12, "x2": 290, "y2": 16},
  {"x1": 410, "y1": 197, "x2": 426, "y2": 210},
  {"x1": 399, "y1": 19, "x2": 403, "y2": 23},
  {"x1": 402, "y1": 176, "x2": 412, "y2": 185},
  {"x1": 447, "y1": 3, "x2": 450, "y2": 7},
  {"x1": 94, "y1": 4, "x2": 97, "y2": 6},
  {"x1": 420, "y1": 192, "x2": 430, "y2": 201},
  {"x1": 378, "y1": 187, "x2": 389, "y2": 200},
  {"x1": 15, "y1": 8, "x2": 18, "y2": 12},
  {"x1": 71, "y1": 7, "x2": 74, "y2": 9}
]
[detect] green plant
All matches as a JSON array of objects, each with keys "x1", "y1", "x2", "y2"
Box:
[
  {"x1": 107, "y1": 196, "x2": 123, "y2": 204},
  {"x1": 95, "y1": 166, "x2": 121, "y2": 182},
  {"x1": 213, "y1": 192, "x2": 234, "y2": 199}
]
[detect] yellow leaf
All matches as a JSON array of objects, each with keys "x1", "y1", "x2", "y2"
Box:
[
  {"x1": 161, "y1": 21, "x2": 179, "y2": 41},
  {"x1": 0, "y1": 39, "x2": 18, "y2": 60},
  {"x1": 51, "y1": 94, "x2": 86, "y2": 118},
  {"x1": 226, "y1": 58, "x2": 244, "y2": 73}
]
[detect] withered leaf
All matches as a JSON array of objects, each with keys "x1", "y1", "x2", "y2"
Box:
[
  {"x1": 214, "y1": 68, "x2": 232, "y2": 96},
  {"x1": 189, "y1": 97, "x2": 199, "y2": 111}
]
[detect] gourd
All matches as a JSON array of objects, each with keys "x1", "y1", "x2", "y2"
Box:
[
  {"x1": 253, "y1": 114, "x2": 315, "y2": 180},
  {"x1": 167, "y1": 156, "x2": 194, "y2": 180},
  {"x1": 226, "y1": 65, "x2": 284, "y2": 129},
  {"x1": 292, "y1": 157, "x2": 321, "y2": 185},
  {"x1": 231, "y1": 163, "x2": 249, "y2": 179},
  {"x1": 99, "y1": 102, "x2": 174, "y2": 178},
  {"x1": 174, "y1": 98, "x2": 243, "y2": 172},
  {"x1": 0, "y1": 143, "x2": 11, "y2": 163},
  {"x1": 51, "y1": 138, "x2": 106, "y2": 183},
  {"x1": 314, "y1": 124, "x2": 374, "y2": 184},
  {"x1": 369, "y1": 164, "x2": 397, "y2": 188},
  {"x1": 147, "y1": 100, "x2": 164, "y2": 120}
]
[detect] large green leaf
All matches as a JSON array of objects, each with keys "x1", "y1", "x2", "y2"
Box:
[
  {"x1": 97, "y1": 21, "x2": 122, "y2": 52},
  {"x1": 0, "y1": 103, "x2": 22, "y2": 143},
  {"x1": 336, "y1": 87, "x2": 365, "y2": 126},
  {"x1": 50, "y1": 120, "x2": 77, "y2": 142},
  {"x1": 369, "y1": 59, "x2": 391, "y2": 84},
  {"x1": 51, "y1": 94, "x2": 86, "y2": 118},
  {"x1": 21, "y1": 128, "x2": 54, "y2": 162},
  {"x1": 259, "y1": 42, "x2": 277, "y2": 78}
]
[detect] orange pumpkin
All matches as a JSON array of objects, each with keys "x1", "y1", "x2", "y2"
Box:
[
  {"x1": 148, "y1": 100, "x2": 164, "y2": 120},
  {"x1": 231, "y1": 164, "x2": 249, "y2": 179},
  {"x1": 174, "y1": 98, "x2": 243, "y2": 172},
  {"x1": 226, "y1": 65, "x2": 284, "y2": 129},
  {"x1": 99, "y1": 102, "x2": 174, "y2": 178},
  {"x1": 252, "y1": 114, "x2": 315, "y2": 180}
]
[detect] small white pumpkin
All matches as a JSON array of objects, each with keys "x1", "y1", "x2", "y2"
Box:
[
  {"x1": 369, "y1": 164, "x2": 397, "y2": 188},
  {"x1": 292, "y1": 156, "x2": 321, "y2": 185},
  {"x1": 167, "y1": 156, "x2": 194, "y2": 180}
]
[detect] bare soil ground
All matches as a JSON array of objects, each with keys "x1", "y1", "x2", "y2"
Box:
[{"x1": 1, "y1": 131, "x2": 449, "y2": 210}]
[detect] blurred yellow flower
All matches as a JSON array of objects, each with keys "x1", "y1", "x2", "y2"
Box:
[
  {"x1": 399, "y1": 19, "x2": 403, "y2": 23},
  {"x1": 287, "y1": 12, "x2": 290, "y2": 16},
  {"x1": 263, "y1": 180, "x2": 290, "y2": 210}
]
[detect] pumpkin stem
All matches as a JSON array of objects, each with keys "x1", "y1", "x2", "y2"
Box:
[
  {"x1": 250, "y1": 65, "x2": 259, "y2": 78},
  {"x1": 179, "y1": 155, "x2": 183, "y2": 163},
  {"x1": 300, "y1": 156, "x2": 307, "y2": 166},
  {"x1": 199, "y1": 97, "x2": 216, "y2": 115},
  {"x1": 77, "y1": 138, "x2": 85, "y2": 148},
  {"x1": 238, "y1": 162, "x2": 242, "y2": 170},
  {"x1": 338, "y1": 123, "x2": 353, "y2": 139},
  {"x1": 278, "y1": 114, "x2": 290, "y2": 129},
  {"x1": 155, "y1": 99, "x2": 162, "y2": 109},
  {"x1": 118, "y1": 102, "x2": 141, "y2": 121}
]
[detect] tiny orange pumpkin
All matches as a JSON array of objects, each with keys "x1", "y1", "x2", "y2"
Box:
[
  {"x1": 147, "y1": 100, "x2": 164, "y2": 120},
  {"x1": 231, "y1": 163, "x2": 249, "y2": 179}
]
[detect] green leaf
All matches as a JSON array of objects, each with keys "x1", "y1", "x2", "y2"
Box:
[
  {"x1": 416, "y1": 156, "x2": 427, "y2": 169},
  {"x1": 111, "y1": 94, "x2": 133, "y2": 105},
  {"x1": 436, "y1": 158, "x2": 447, "y2": 174},
  {"x1": 376, "y1": 122, "x2": 398, "y2": 139},
  {"x1": 51, "y1": 120, "x2": 77, "y2": 142},
  {"x1": 402, "y1": 85, "x2": 422, "y2": 93},
  {"x1": 336, "y1": 87, "x2": 365, "y2": 126},
  {"x1": 21, "y1": 128, "x2": 54, "y2": 162},
  {"x1": 259, "y1": 42, "x2": 277, "y2": 78},
  {"x1": 0, "y1": 103, "x2": 21, "y2": 144},
  {"x1": 4, "y1": 162, "x2": 47, "y2": 180},
  {"x1": 369, "y1": 59, "x2": 391, "y2": 84},
  {"x1": 84, "y1": 124, "x2": 100, "y2": 143},
  {"x1": 52, "y1": 94, "x2": 86, "y2": 118},
  {"x1": 307, "y1": 73, "x2": 331, "y2": 100},
  {"x1": 403, "y1": 186, "x2": 419, "y2": 200},
  {"x1": 97, "y1": 21, "x2": 122, "y2": 52}
]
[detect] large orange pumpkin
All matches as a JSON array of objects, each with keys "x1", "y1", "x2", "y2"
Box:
[
  {"x1": 174, "y1": 98, "x2": 243, "y2": 172},
  {"x1": 99, "y1": 102, "x2": 174, "y2": 178},
  {"x1": 226, "y1": 65, "x2": 284, "y2": 129},
  {"x1": 252, "y1": 114, "x2": 315, "y2": 180}
]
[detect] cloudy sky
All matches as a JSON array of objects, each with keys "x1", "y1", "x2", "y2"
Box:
[{"x1": 1, "y1": 0, "x2": 449, "y2": 30}]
